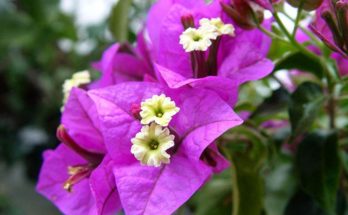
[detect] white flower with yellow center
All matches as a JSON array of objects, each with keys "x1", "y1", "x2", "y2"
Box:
[
  {"x1": 199, "y1": 17, "x2": 235, "y2": 39},
  {"x1": 179, "y1": 27, "x2": 213, "y2": 52},
  {"x1": 140, "y1": 94, "x2": 180, "y2": 126},
  {"x1": 131, "y1": 123, "x2": 175, "y2": 167},
  {"x1": 61, "y1": 70, "x2": 91, "y2": 110}
]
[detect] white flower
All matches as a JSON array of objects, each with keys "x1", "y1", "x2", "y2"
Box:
[
  {"x1": 199, "y1": 17, "x2": 235, "y2": 39},
  {"x1": 179, "y1": 27, "x2": 213, "y2": 52},
  {"x1": 61, "y1": 70, "x2": 91, "y2": 110},
  {"x1": 140, "y1": 94, "x2": 180, "y2": 126},
  {"x1": 131, "y1": 123, "x2": 175, "y2": 167}
]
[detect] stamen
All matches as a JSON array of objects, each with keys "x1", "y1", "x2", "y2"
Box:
[{"x1": 63, "y1": 164, "x2": 94, "y2": 192}]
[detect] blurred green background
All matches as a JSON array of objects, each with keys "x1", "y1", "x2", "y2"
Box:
[{"x1": 0, "y1": 0, "x2": 152, "y2": 214}]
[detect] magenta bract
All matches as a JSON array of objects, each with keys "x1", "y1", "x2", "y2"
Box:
[{"x1": 87, "y1": 82, "x2": 243, "y2": 214}]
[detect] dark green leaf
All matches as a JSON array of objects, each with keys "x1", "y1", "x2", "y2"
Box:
[
  {"x1": 288, "y1": 82, "x2": 324, "y2": 137},
  {"x1": 108, "y1": 0, "x2": 132, "y2": 42},
  {"x1": 285, "y1": 190, "x2": 326, "y2": 215},
  {"x1": 189, "y1": 172, "x2": 232, "y2": 215},
  {"x1": 296, "y1": 131, "x2": 340, "y2": 214},
  {"x1": 274, "y1": 52, "x2": 323, "y2": 78},
  {"x1": 250, "y1": 88, "x2": 290, "y2": 119}
]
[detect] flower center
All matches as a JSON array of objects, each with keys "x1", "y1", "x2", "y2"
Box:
[
  {"x1": 192, "y1": 34, "x2": 202, "y2": 42},
  {"x1": 149, "y1": 139, "x2": 159, "y2": 150},
  {"x1": 155, "y1": 107, "x2": 164, "y2": 117}
]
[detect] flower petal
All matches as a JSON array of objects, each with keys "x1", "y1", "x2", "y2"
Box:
[
  {"x1": 113, "y1": 152, "x2": 213, "y2": 215},
  {"x1": 155, "y1": 64, "x2": 239, "y2": 105},
  {"x1": 89, "y1": 155, "x2": 122, "y2": 215},
  {"x1": 62, "y1": 88, "x2": 105, "y2": 154},
  {"x1": 36, "y1": 144, "x2": 95, "y2": 215}
]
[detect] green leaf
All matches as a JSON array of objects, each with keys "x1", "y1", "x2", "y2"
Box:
[
  {"x1": 235, "y1": 167, "x2": 264, "y2": 215},
  {"x1": 250, "y1": 88, "x2": 290, "y2": 119},
  {"x1": 268, "y1": 38, "x2": 296, "y2": 61},
  {"x1": 296, "y1": 131, "x2": 340, "y2": 214},
  {"x1": 274, "y1": 52, "x2": 323, "y2": 78},
  {"x1": 189, "y1": 172, "x2": 232, "y2": 215},
  {"x1": 288, "y1": 82, "x2": 324, "y2": 137},
  {"x1": 265, "y1": 155, "x2": 297, "y2": 215},
  {"x1": 108, "y1": 0, "x2": 132, "y2": 42},
  {"x1": 226, "y1": 125, "x2": 268, "y2": 215},
  {"x1": 285, "y1": 190, "x2": 326, "y2": 215}
]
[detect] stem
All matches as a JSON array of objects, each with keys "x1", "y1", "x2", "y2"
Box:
[
  {"x1": 230, "y1": 159, "x2": 240, "y2": 215},
  {"x1": 281, "y1": 11, "x2": 323, "y2": 47},
  {"x1": 328, "y1": 95, "x2": 336, "y2": 129},
  {"x1": 273, "y1": 12, "x2": 292, "y2": 39},
  {"x1": 275, "y1": 10, "x2": 338, "y2": 129},
  {"x1": 258, "y1": 25, "x2": 289, "y2": 43},
  {"x1": 221, "y1": 147, "x2": 240, "y2": 215},
  {"x1": 271, "y1": 74, "x2": 288, "y2": 90},
  {"x1": 292, "y1": 0, "x2": 304, "y2": 38}
]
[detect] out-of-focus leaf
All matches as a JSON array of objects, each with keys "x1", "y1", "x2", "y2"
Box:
[
  {"x1": 285, "y1": 189, "x2": 346, "y2": 215},
  {"x1": 296, "y1": 131, "x2": 340, "y2": 214},
  {"x1": 288, "y1": 82, "x2": 324, "y2": 137},
  {"x1": 268, "y1": 38, "x2": 296, "y2": 61},
  {"x1": 285, "y1": 190, "x2": 326, "y2": 215},
  {"x1": 235, "y1": 167, "x2": 264, "y2": 215},
  {"x1": 265, "y1": 155, "x2": 297, "y2": 215},
  {"x1": 189, "y1": 172, "x2": 232, "y2": 215},
  {"x1": 18, "y1": 0, "x2": 59, "y2": 21},
  {"x1": 274, "y1": 52, "x2": 323, "y2": 78},
  {"x1": 250, "y1": 88, "x2": 290, "y2": 119},
  {"x1": 108, "y1": 0, "x2": 132, "y2": 42},
  {"x1": 226, "y1": 126, "x2": 268, "y2": 215}
]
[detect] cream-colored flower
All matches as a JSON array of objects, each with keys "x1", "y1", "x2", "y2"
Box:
[
  {"x1": 140, "y1": 94, "x2": 180, "y2": 126},
  {"x1": 61, "y1": 70, "x2": 91, "y2": 110},
  {"x1": 199, "y1": 17, "x2": 235, "y2": 39},
  {"x1": 131, "y1": 123, "x2": 175, "y2": 167},
  {"x1": 179, "y1": 27, "x2": 213, "y2": 52}
]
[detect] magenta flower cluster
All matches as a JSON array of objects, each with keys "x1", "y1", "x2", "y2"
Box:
[{"x1": 36, "y1": 0, "x2": 275, "y2": 214}]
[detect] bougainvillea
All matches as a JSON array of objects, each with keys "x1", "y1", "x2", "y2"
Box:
[{"x1": 36, "y1": 0, "x2": 348, "y2": 214}]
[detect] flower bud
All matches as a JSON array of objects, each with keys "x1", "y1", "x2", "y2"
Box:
[
  {"x1": 220, "y1": 0, "x2": 264, "y2": 29},
  {"x1": 57, "y1": 125, "x2": 103, "y2": 164},
  {"x1": 181, "y1": 14, "x2": 195, "y2": 29},
  {"x1": 287, "y1": 0, "x2": 324, "y2": 11},
  {"x1": 336, "y1": 0, "x2": 348, "y2": 49},
  {"x1": 311, "y1": 0, "x2": 348, "y2": 57}
]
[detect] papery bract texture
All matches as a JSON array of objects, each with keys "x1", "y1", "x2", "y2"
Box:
[
  {"x1": 146, "y1": 0, "x2": 274, "y2": 106},
  {"x1": 87, "y1": 82, "x2": 242, "y2": 215},
  {"x1": 37, "y1": 88, "x2": 121, "y2": 215},
  {"x1": 92, "y1": 33, "x2": 155, "y2": 88}
]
